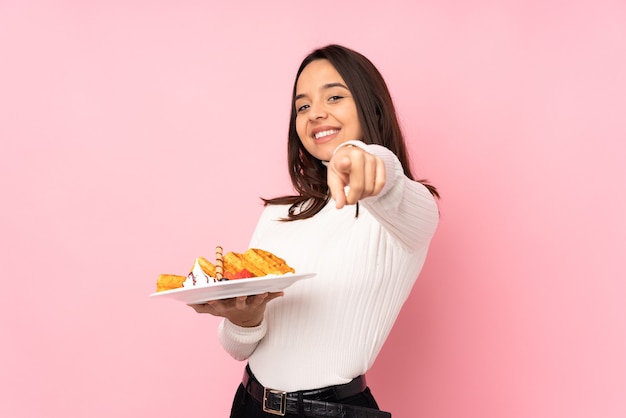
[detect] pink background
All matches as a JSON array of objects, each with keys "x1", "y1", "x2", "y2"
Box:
[{"x1": 1, "y1": 1, "x2": 625, "y2": 417}]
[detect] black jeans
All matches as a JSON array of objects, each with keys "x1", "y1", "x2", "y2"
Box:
[{"x1": 229, "y1": 383, "x2": 382, "y2": 418}]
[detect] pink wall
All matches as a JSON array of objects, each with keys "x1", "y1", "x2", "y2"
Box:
[{"x1": 1, "y1": 1, "x2": 625, "y2": 417}]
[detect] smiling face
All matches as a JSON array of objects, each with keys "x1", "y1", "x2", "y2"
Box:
[{"x1": 294, "y1": 59, "x2": 363, "y2": 161}]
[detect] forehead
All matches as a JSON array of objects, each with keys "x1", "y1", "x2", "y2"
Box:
[{"x1": 296, "y1": 59, "x2": 346, "y2": 91}]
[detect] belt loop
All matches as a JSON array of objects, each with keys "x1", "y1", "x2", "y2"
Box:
[{"x1": 297, "y1": 391, "x2": 304, "y2": 414}]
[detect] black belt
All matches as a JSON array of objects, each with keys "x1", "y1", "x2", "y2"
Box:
[{"x1": 242, "y1": 366, "x2": 391, "y2": 417}]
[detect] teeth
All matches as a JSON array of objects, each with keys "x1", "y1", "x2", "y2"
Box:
[{"x1": 314, "y1": 129, "x2": 338, "y2": 139}]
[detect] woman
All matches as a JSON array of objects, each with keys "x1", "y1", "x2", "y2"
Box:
[{"x1": 190, "y1": 44, "x2": 439, "y2": 418}]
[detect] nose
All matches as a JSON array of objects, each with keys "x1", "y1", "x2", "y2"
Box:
[{"x1": 308, "y1": 101, "x2": 327, "y2": 120}]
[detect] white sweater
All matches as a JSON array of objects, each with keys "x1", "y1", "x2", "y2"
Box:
[{"x1": 218, "y1": 142, "x2": 439, "y2": 392}]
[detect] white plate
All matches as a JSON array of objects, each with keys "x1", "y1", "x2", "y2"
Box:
[{"x1": 150, "y1": 273, "x2": 315, "y2": 304}]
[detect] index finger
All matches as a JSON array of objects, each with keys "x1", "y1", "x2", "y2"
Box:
[
  {"x1": 327, "y1": 155, "x2": 352, "y2": 208},
  {"x1": 345, "y1": 152, "x2": 366, "y2": 205},
  {"x1": 328, "y1": 172, "x2": 347, "y2": 208}
]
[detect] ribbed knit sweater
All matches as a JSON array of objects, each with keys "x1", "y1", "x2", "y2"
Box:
[{"x1": 218, "y1": 142, "x2": 439, "y2": 392}]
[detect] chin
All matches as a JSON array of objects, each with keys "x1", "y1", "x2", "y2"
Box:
[
  {"x1": 304, "y1": 144, "x2": 334, "y2": 162},
  {"x1": 313, "y1": 150, "x2": 334, "y2": 162}
]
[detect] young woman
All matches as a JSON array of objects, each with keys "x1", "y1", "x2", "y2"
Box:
[{"x1": 190, "y1": 44, "x2": 439, "y2": 418}]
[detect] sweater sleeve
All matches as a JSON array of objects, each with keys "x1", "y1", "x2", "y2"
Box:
[
  {"x1": 217, "y1": 318, "x2": 267, "y2": 361},
  {"x1": 337, "y1": 140, "x2": 439, "y2": 251}
]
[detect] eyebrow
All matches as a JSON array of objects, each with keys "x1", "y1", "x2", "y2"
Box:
[{"x1": 294, "y1": 82, "x2": 350, "y2": 101}]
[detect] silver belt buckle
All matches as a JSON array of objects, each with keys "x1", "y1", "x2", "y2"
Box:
[{"x1": 262, "y1": 387, "x2": 287, "y2": 416}]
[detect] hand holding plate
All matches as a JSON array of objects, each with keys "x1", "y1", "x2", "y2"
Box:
[{"x1": 188, "y1": 291, "x2": 284, "y2": 327}]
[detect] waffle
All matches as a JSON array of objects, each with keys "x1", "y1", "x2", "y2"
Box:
[
  {"x1": 196, "y1": 256, "x2": 216, "y2": 277},
  {"x1": 156, "y1": 274, "x2": 187, "y2": 292},
  {"x1": 225, "y1": 248, "x2": 295, "y2": 276}
]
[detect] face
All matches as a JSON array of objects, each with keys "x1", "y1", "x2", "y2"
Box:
[{"x1": 294, "y1": 59, "x2": 363, "y2": 161}]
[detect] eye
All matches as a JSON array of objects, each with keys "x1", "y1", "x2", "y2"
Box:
[
  {"x1": 296, "y1": 103, "x2": 310, "y2": 113},
  {"x1": 328, "y1": 95, "x2": 343, "y2": 102}
]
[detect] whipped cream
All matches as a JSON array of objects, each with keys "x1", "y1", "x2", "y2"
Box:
[{"x1": 182, "y1": 258, "x2": 215, "y2": 287}]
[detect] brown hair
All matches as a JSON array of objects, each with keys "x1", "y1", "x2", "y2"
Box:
[{"x1": 263, "y1": 44, "x2": 438, "y2": 220}]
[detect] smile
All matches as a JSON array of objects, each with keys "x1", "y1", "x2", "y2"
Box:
[{"x1": 314, "y1": 129, "x2": 339, "y2": 140}]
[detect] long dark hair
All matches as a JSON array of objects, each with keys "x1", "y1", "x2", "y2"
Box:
[{"x1": 263, "y1": 44, "x2": 438, "y2": 220}]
